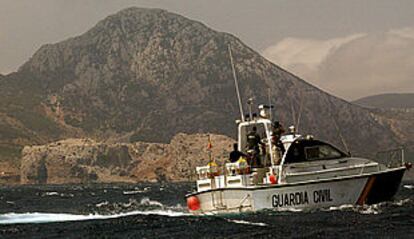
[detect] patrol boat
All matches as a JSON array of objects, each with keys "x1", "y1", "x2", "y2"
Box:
[
  {"x1": 185, "y1": 105, "x2": 410, "y2": 214},
  {"x1": 185, "y1": 45, "x2": 411, "y2": 214}
]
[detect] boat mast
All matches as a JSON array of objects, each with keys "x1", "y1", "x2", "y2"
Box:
[
  {"x1": 324, "y1": 94, "x2": 351, "y2": 155},
  {"x1": 228, "y1": 44, "x2": 245, "y2": 122},
  {"x1": 296, "y1": 91, "x2": 304, "y2": 132},
  {"x1": 268, "y1": 88, "x2": 273, "y2": 121}
]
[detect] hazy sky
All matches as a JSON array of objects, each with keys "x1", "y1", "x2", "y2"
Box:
[{"x1": 1, "y1": 0, "x2": 413, "y2": 100}]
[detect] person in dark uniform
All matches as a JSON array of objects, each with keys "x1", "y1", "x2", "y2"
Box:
[
  {"x1": 246, "y1": 126, "x2": 263, "y2": 167},
  {"x1": 229, "y1": 143, "x2": 247, "y2": 163},
  {"x1": 272, "y1": 121, "x2": 285, "y2": 141},
  {"x1": 271, "y1": 121, "x2": 286, "y2": 164}
]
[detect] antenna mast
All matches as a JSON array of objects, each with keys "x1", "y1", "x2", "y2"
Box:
[
  {"x1": 268, "y1": 88, "x2": 273, "y2": 121},
  {"x1": 324, "y1": 94, "x2": 351, "y2": 155},
  {"x1": 296, "y1": 91, "x2": 305, "y2": 132},
  {"x1": 228, "y1": 44, "x2": 245, "y2": 122}
]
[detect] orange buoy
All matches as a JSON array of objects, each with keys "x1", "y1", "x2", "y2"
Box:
[
  {"x1": 187, "y1": 196, "x2": 201, "y2": 211},
  {"x1": 269, "y1": 174, "x2": 278, "y2": 184}
]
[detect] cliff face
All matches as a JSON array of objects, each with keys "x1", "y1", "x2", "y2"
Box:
[
  {"x1": 0, "y1": 7, "x2": 400, "y2": 160},
  {"x1": 20, "y1": 134, "x2": 234, "y2": 184}
]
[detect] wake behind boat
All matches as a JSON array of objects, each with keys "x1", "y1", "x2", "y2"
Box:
[{"x1": 185, "y1": 46, "x2": 411, "y2": 215}]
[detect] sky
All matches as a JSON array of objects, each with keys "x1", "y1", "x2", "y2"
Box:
[{"x1": 0, "y1": 0, "x2": 413, "y2": 100}]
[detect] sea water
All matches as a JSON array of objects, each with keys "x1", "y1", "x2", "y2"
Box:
[{"x1": 0, "y1": 182, "x2": 413, "y2": 238}]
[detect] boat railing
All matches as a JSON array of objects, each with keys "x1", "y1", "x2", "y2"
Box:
[
  {"x1": 225, "y1": 162, "x2": 250, "y2": 176},
  {"x1": 375, "y1": 147, "x2": 405, "y2": 168},
  {"x1": 196, "y1": 162, "x2": 250, "y2": 180},
  {"x1": 196, "y1": 166, "x2": 220, "y2": 180},
  {"x1": 196, "y1": 161, "x2": 254, "y2": 191}
]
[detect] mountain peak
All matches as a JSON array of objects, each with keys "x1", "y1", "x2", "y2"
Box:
[
  {"x1": 20, "y1": 7, "x2": 229, "y2": 77},
  {"x1": 92, "y1": 7, "x2": 189, "y2": 33}
]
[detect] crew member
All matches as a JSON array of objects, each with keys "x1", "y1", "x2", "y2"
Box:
[
  {"x1": 272, "y1": 121, "x2": 285, "y2": 141},
  {"x1": 229, "y1": 143, "x2": 247, "y2": 163},
  {"x1": 272, "y1": 121, "x2": 286, "y2": 164},
  {"x1": 246, "y1": 126, "x2": 262, "y2": 167}
]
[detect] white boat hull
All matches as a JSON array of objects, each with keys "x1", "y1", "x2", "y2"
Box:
[{"x1": 187, "y1": 167, "x2": 405, "y2": 214}]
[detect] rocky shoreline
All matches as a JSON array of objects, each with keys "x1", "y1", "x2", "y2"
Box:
[
  {"x1": 1, "y1": 133, "x2": 412, "y2": 185},
  {"x1": 18, "y1": 133, "x2": 234, "y2": 184}
]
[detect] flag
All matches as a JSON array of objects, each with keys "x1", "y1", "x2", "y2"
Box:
[{"x1": 207, "y1": 135, "x2": 212, "y2": 149}]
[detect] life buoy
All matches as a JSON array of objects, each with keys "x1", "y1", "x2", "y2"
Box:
[
  {"x1": 187, "y1": 196, "x2": 200, "y2": 211},
  {"x1": 269, "y1": 174, "x2": 278, "y2": 184}
]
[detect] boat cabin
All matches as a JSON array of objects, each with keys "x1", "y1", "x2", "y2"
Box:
[
  {"x1": 283, "y1": 138, "x2": 348, "y2": 164},
  {"x1": 195, "y1": 104, "x2": 355, "y2": 192}
]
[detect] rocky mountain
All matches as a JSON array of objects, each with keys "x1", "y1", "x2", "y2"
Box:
[
  {"x1": 354, "y1": 93, "x2": 414, "y2": 109},
  {"x1": 0, "y1": 8, "x2": 408, "y2": 180},
  {"x1": 353, "y1": 93, "x2": 414, "y2": 147},
  {"x1": 370, "y1": 108, "x2": 414, "y2": 146}
]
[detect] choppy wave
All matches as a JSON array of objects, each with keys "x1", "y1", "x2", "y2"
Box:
[
  {"x1": 123, "y1": 190, "x2": 145, "y2": 195},
  {"x1": 42, "y1": 192, "x2": 74, "y2": 198},
  {"x1": 0, "y1": 210, "x2": 190, "y2": 225},
  {"x1": 0, "y1": 195, "x2": 192, "y2": 225},
  {"x1": 225, "y1": 219, "x2": 267, "y2": 227},
  {"x1": 91, "y1": 197, "x2": 173, "y2": 216},
  {"x1": 44, "y1": 192, "x2": 59, "y2": 196},
  {"x1": 323, "y1": 198, "x2": 412, "y2": 215},
  {"x1": 122, "y1": 186, "x2": 150, "y2": 195},
  {"x1": 403, "y1": 184, "x2": 414, "y2": 189},
  {"x1": 277, "y1": 207, "x2": 304, "y2": 212}
]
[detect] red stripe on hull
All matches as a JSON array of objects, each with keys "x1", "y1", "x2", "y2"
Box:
[{"x1": 357, "y1": 176, "x2": 376, "y2": 205}]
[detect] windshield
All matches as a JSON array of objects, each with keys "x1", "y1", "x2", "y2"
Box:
[{"x1": 284, "y1": 139, "x2": 347, "y2": 164}]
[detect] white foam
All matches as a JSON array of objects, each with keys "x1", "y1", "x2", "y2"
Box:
[
  {"x1": 42, "y1": 192, "x2": 74, "y2": 198},
  {"x1": 95, "y1": 201, "x2": 109, "y2": 207},
  {"x1": 325, "y1": 204, "x2": 354, "y2": 211},
  {"x1": 140, "y1": 197, "x2": 164, "y2": 207},
  {"x1": 325, "y1": 204, "x2": 380, "y2": 215},
  {"x1": 226, "y1": 219, "x2": 267, "y2": 227},
  {"x1": 357, "y1": 206, "x2": 381, "y2": 215},
  {"x1": 393, "y1": 198, "x2": 411, "y2": 206},
  {"x1": 122, "y1": 190, "x2": 145, "y2": 195},
  {"x1": 403, "y1": 184, "x2": 414, "y2": 189},
  {"x1": 0, "y1": 210, "x2": 190, "y2": 225},
  {"x1": 44, "y1": 192, "x2": 59, "y2": 196},
  {"x1": 277, "y1": 207, "x2": 304, "y2": 212}
]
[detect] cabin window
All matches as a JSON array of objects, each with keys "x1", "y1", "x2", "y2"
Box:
[
  {"x1": 285, "y1": 140, "x2": 346, "y2": 164},
  {"x1": 305, "y1": 145, "x2": 343, "y2": 161}
]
